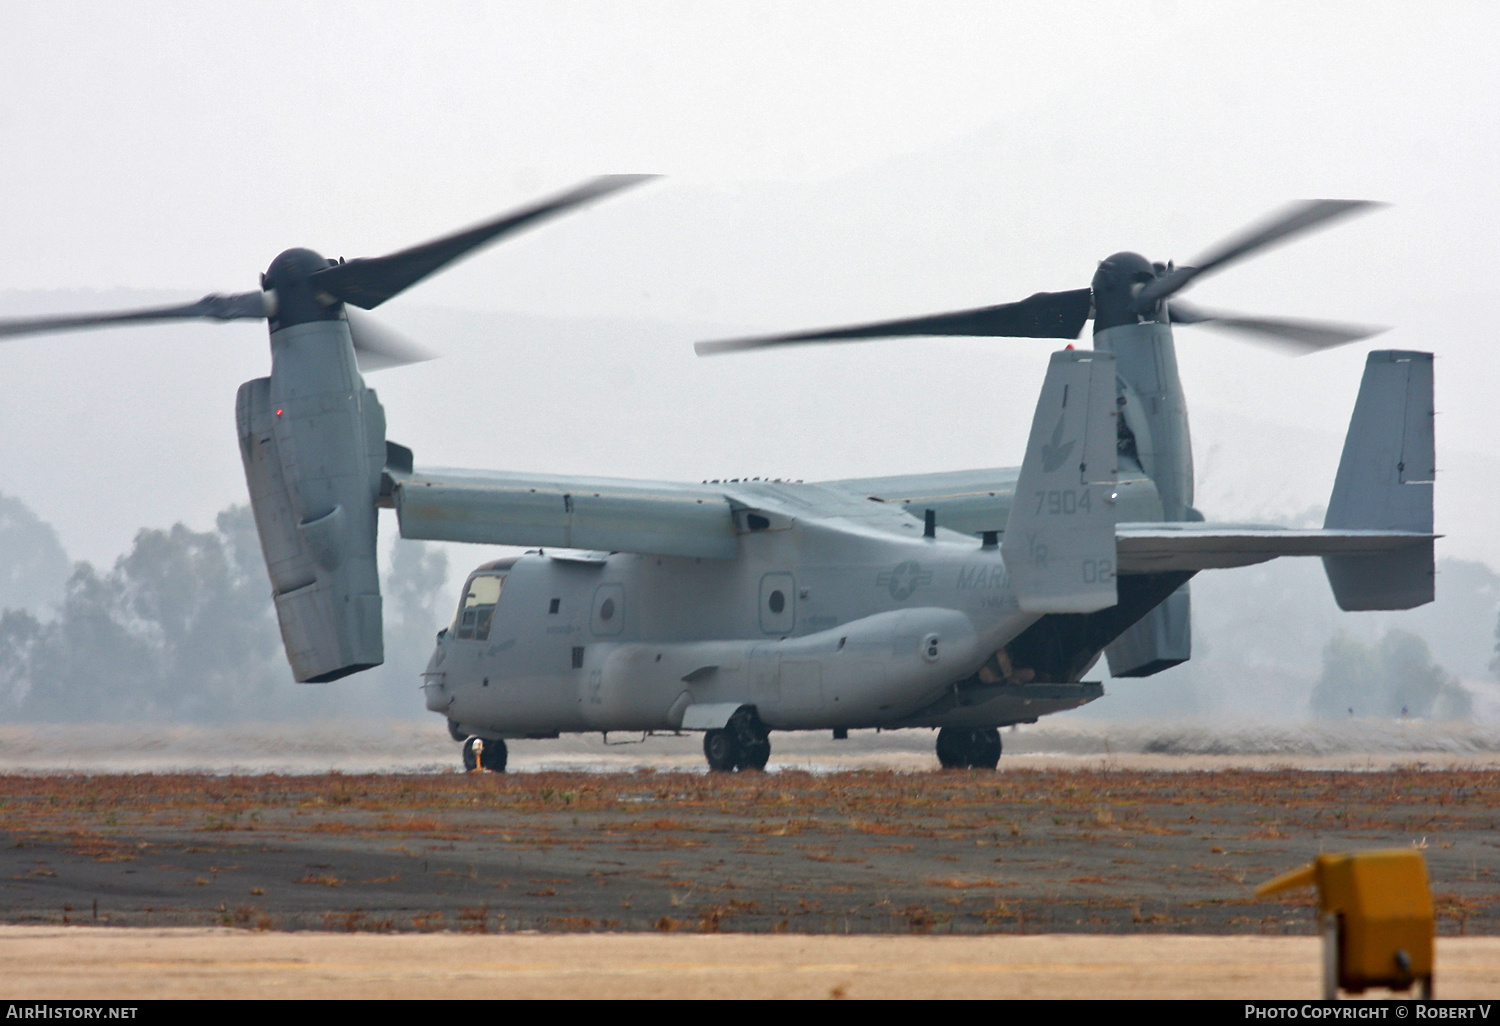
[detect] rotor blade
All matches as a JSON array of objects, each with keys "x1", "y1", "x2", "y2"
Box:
[
  {"x1": 0, "y1": 292, "x2": 267, "y2": 340},
  {"x1": 309, "y1": 174, "x2": 660, "y2": 310},
  {"x1": 1137, "y1": 199, "x2": 1384, "y2": 309},
  {"x1": 1169, "y1": 299, "x2": 1386, "y2": 354},
  {"x1": 695, "y1": 288, "x2": 1093, "y2": 356},
  {"x1": 346, "y1": 308, "x2": 437, "y2": 372}
]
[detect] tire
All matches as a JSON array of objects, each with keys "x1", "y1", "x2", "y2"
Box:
[
  {"x1": 738, "y1": 738, "x2": 771, "y2": 771},
  {"x1": 971, "y1": 728, "x2": 1001, "y2": 770},
  {"x1": 935, "y1": 727, "x2": 967, "y2": 769},
  {"x1": 720, "y1": 706, "x2": 772, "y2": 772},
  {"x1": 479, "y1": 738, "x2": 509, "y2": 772},
  {"x1": 935, "y1": 727, "x2": 1002, "y2": 769},
  {"x1": 463, "y1": 736, "x2": 508, "y2": 772},
  {"x1": 704, "y1": 729, "x2": 738, "y2": 772}
]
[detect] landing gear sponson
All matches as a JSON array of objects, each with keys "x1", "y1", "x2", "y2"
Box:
[{"x1": 936, "y1": 727, "x2": 1002, "y2": 770}]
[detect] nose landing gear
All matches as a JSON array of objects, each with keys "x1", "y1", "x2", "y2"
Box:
[
  {"x1": 462, "y1": 735, "x2": 509, "y2": 772},
  {"x1": 935, "y1": 727, "x2": 1002, "y2": 770},
  {"x1": 703, "y1": 707, "x2": 771, "y2": 772}
]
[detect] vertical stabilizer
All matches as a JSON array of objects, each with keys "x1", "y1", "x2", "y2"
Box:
[
  {"x1": 1002, "y1": 349, "x2": 1119, "y2": 613},
  {"x1": 1322, "y1": 350, "x2": 1435, "y2": 610},
  {"x1": 1095, "y1": 319, "x2": 1196, "y2": 676}
]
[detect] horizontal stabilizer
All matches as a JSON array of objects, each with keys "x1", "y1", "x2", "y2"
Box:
[
  {"x1": 1118, "y1": 350, "x2": 1437, "y2": 610},
  {"x1": 1115, "y1": 523, "x2": 1435, "y2": 573}
]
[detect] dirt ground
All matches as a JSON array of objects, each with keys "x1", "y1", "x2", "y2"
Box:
[
  {"x1": 4, "y1": 928, "x2": 1499, "y2": 999},
  {"x1": 0, "y1": 767, "x2": 1495, "y2": 937}
]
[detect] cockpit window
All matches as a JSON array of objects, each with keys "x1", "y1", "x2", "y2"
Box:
[{"x1": 454, "y1": 573, "x2": 505, "y2": 642}]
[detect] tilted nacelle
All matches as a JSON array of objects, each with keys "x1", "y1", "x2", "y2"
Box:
[
  {"x1": 0, "y1": 179, "x2": 659, "y2": 687},
  {"x1": 236, "y1": 319, "x2": 387, "y2": 682}
]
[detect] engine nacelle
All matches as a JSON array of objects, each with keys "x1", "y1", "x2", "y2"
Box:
[{"x1": 236, "y1": 319, "x2": 386, "y2": 682}]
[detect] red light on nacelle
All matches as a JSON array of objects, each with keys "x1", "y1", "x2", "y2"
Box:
[{"x1": 275, "y1": 409, "x2": 283, "y2": 417}]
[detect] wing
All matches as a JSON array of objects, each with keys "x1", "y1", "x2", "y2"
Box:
[
  {"x1": 823, "y1": 468, "x2": 1020, "y2": 534},
  {"x1": 393, "y1": 467, "x2": 737, "y2": 559},
  {"x1": 822, "y1": 462, "x2": 1166, "y2": 536}
]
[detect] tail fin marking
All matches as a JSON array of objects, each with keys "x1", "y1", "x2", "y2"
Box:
[{"x1": 1002, "y1": 349, "x2": 1119, "y2": 614}]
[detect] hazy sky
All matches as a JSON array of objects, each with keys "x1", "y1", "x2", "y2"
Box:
[{"x1": 2, "y1": 2, "x2": 1498, "y2": 571}]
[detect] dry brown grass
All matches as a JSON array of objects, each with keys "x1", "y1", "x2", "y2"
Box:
[
  {"x1": 295, "y1": 873, "x2": 343, "y2": 888},
  {"x1": 3, "y1": 765, "x2": 1498, "y2": 935},
  {"x1": 4, "y1": 766, "x2": 1495, "y2": 848}
]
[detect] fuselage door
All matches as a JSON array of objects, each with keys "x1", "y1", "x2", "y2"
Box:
[
  {"x1": 759, "y1": 572, "x2": 796, "y2": 635},
  {"x1": 590, "y1": 582, "x2": 626, "y2": 638}
]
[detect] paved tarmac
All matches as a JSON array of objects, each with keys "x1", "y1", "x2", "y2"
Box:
[{"x1": 3, "y1": 928, "x2": 1498, "y2": 999}]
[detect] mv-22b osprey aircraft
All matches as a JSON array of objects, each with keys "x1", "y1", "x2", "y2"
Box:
[{"x1": 0, "y1": 179, "x2": 1435, "y2": 772}]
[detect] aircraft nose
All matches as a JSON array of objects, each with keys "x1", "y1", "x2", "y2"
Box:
[
  {"x1": 421, "y1": 643, "x2": 450, "y2": 711},
  {"x1": 422, "y1": 670, "x2": 451, "y2": 712}
]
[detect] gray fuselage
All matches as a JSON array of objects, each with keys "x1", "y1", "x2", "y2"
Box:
[{"x1": 422, "y1": 471, "x2": 1162, "y2": 740}]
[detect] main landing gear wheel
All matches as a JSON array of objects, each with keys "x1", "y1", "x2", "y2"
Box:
[
  {"x1": 703, "y1": 708, "x2": 772, "y2": 772},
  {"x1": 703, "y1": 729, "x2": 738, "y2": 772},
  {"x1": 738, "y1": 738, "x2": 771, "y2": 772},
  {"x1": 462, "y1": 736, "x2": 508, "y2": 772},
  {"x1": 935, "y1": 727, "x2": 1001, "y2": 770}
]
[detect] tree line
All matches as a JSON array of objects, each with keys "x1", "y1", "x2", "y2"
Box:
[{"x1": 0, "y1": 499, "x2": 450, "y2": 722}]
